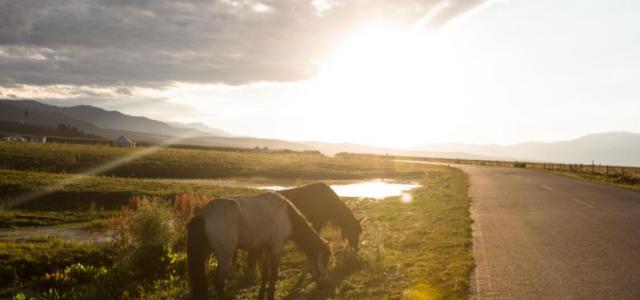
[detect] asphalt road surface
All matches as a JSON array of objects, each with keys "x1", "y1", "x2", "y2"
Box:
[{"x1": 460, "y1": 165, "x2": 640, "y2": 299}]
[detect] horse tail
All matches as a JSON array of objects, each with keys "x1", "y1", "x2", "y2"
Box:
[{"x1": 187, "y1": 214, "x2": 210, "y2": 300}]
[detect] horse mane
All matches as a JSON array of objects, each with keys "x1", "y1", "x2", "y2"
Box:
[
  {"x1": 280, "y1": 183, "x2": 361, "y2": 237},
  {"x1": 280, "y1": 194, "x2": 330, "y2": 257},
  {"x1": 316, "y1": 183, "x2": 360, "y2": 230}
]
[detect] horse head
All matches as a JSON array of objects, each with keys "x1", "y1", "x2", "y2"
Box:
[
  {"x1": 345, "y1": 216, "x2": 366, "y2": 251},
  {"x1": 308, "y1": 239, "x2": 334, "y2": 286}
]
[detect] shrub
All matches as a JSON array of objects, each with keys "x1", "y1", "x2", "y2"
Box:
[
  {"x1": 0, "y1": 238, "x2": 115, "y2": 288},
  {"x1": 173, "y1": 192, "x2": 209, "y2": 250},
  {"x1": 109, "y1": 196, "x2": 178, "y2": 280},
  {"x1": 128, "y1": 198, "x2": 176, "y2": 249},
  {"x1": 110, "y1": 196, "x2": 177, "y2": 250},
  {"x1": 513, "y1": 162, "x2": 527, "y2": 168},
  {"x1": 40, "y1": 263, "x2": 107, "y2": 290}
]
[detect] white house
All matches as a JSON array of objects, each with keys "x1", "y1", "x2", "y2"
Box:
[{"x1": 113, "y1": 136, "x2": 136, "y2": 147}]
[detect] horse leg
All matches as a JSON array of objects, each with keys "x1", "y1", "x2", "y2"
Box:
[
  {"x1": 243, "y1": 249, "x2": 260, "y2": 284},
  {"x1": 214, "y1": 254, "x2": 233, "y2": 300},
  {"x1": 267, "y1": 252, "x2": 282, "y2": 300},
  {"x1": 258, "y1": 250, "x2": 271, "y2": 300}
]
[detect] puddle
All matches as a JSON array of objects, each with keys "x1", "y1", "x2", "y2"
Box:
[
  {"x1": 147, "y1": 178, "x2": 421, "y2": 199},
  {"x1": 258, "y1": 179, "x2": 420, "y2": 199}
]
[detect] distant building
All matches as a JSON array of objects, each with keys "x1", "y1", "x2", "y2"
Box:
[{"x1": 113, "y1": 136, "x2": 136, "y2": 147}]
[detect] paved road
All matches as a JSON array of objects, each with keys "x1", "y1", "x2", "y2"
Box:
[{"x1": 459, "y1": 165, "x2": 640, "y2": 299}]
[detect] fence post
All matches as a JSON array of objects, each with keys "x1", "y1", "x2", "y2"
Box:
[
  {"x1": 591, "y1": 160, "x2": 595, "y2": 173},
  {"x1": 605, "y1": 165, "x2": 609, "y2": 176}
]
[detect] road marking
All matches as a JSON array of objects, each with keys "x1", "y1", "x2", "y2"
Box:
[
  {"x1": 541, "y1": 185, "x2": 554, "y2": 191},
  {"x1": 572, "y1": 198, "x2": 594, "y2": 209}
]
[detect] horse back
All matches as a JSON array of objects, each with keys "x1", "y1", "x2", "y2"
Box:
[
  {"x1": 229, "y1": 193, "x2": 293, "y2": 251},
  {"x1": 280, "y1": 183, "x2": 346, "y2": 228}
]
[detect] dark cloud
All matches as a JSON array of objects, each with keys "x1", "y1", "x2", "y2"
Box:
[{"x1": 0, "y1": 0, "x2": 488, "y2": 88}]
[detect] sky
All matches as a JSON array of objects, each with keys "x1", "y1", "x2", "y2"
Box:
[{"x1": 1, "y1": 0, "x2": 639, "y2": 148}]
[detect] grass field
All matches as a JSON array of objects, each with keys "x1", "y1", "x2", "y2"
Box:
[
  {"x1": 0, "y1": 142, "x2": 424, "y2": 180},
  {"x1": 0, "y1": 142, "x2": 473, "y2": 299},
  {"x1": 0, "y1": 168, "x2": 260, "y2": 210}
]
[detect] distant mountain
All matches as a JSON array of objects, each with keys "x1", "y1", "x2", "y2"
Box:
[
  {"x1": 414, "y1": 132, "x2": 640, "y2": 167},
  {"x1": 0, "y1": 99, "x2": 312, "y2": 151},
  {"x1": 0, "y1": 100, "x2": 213, "y2": 137},
  {"x1": 0, "y1": 101, "x2": 102, "y2": 133},
  {"x1": 167, "y1": 121, "x2": 231, "y2": 137}
]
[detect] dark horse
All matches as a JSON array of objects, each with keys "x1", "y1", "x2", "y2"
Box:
[
  {"x1": 245, "y1": 183, "x2": 364, "y2": 281},
  {"x1": 187, "y1": 192, "x2": 333, "y2": 300},
  {"x1": 280, "y1": 183, "x2": 364, "y2": 250}
]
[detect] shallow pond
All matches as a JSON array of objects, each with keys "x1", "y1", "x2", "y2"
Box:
[
  {"x1": 258, "y1": 179, "x2": 421, "y2": 199},
  {"x1": 147, "y1": 178, "x2": 420, "y2": 199}
]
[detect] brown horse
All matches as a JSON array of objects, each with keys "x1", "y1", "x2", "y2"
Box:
[
  {"x1": 245, "y1": 183, "x2": 364, "y2": 282},
  {"x1": 187, "y1": 192, "x2": 332, "y2": 300},
  {"x1": 280, "y1": 183, "x2": 364, "y2": 250}
]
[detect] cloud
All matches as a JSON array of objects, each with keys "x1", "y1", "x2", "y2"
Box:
[{"x1": 0, "y1": 0, "x2": 489, "y2": 88}]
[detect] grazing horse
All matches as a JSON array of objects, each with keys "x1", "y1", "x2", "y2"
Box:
[
  {"x1": 280, "y1": 183, "x2": 364, "y2": 250},
  {"x1": 245, "y1": 183, "x2": 364, "y2": 282},
  {"x1": 187, "y1": 192, "x2": 332, "y2": 300}
]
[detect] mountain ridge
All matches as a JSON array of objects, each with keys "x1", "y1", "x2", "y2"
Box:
[{"x1": 414, "y1": 131, "x2": 640, "y2": 167}]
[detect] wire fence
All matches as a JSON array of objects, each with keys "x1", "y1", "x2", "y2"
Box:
[{"x1": 387, "y1": 155, "x2": 640, "y2": 180}]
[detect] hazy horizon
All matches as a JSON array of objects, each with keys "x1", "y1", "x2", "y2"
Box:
[{"x1": 2, "y1": 0, "x2": 639, "y2": 148}]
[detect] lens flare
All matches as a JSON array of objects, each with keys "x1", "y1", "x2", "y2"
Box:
[
  {"x1": 401, "y1": 192, "x2": 413, "y2": 203},
  {"x1": 6, "y1": 135, "x2": 193, "y2": 209}
]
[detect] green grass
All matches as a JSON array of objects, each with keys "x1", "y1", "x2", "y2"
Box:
[
  {"x1": 0, "y1": 210, "x2": 114, "y2": 228},
  {"x1": 331, "y1": 167, "x2": 473, "y2": 299},
  {"x1": 0, "y1": 144, "x2": 473, "y2": 299},
  {"x1": 95, "y1": 166, "x2": 473, "y2": 300},
  {"x1": 0, "y1": 168, "x2": 260, "y2": 197},
  {"x1": 0, "y1": 142, "x2": 424, "y2": 180},
  {"x1": 549, "y1": 170, "x2": 640, "y2": 191},
  {"x1": 0, "y1": 238, "x2": 116, "y2": 296},
  {"x1": 0, "y1": 168, "x2": 261, "y2": 210}
]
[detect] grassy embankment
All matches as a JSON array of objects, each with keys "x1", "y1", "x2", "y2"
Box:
[
  {"x1": 547, "y1": 169, "x2": 640, "y2": 192},
  {"x1": 0, "y1": 142, "x2": 473, "y2": 299},
  {"x1": 390, "y1": 153, "x2": 640, "y2": 192},
  {"x1": 3, "y1": 166, "x2": 472, "y2": 300},
  {"x1": 0, "y1": 142, "x2": 422, "y2": 180}
]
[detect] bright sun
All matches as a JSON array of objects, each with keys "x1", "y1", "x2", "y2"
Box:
[
  {"x1": 319, "y1": 26, "x2": 434, "y2": 86},
  {"x1": 306, "y1": 25, "x2": 459, "y2": 147}
]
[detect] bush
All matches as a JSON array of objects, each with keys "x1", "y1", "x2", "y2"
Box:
[
  {"x1": 173, "y1": 192, "x2": 209, "y2": 250},
  {"x1": 128, "y1": 198, "x2": 176, "y2": 249},
  {"x1": 110, "y1": 196, "x2": 177, "y2": 251},
  {"x1": 40, "y1": 263, "x2": 107, "y2": 290},
  {"x1": 513, "y1": 162, "x2": 527, "y2": 168},
  {"x1": 109, "y1": 196, "x2": 178, "y2": 280},
  {"x1": 0, "y1": 238, "x2": 115, "y2": 288}
]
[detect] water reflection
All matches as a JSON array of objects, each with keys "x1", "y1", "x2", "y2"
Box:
[
  {"x1": 258, "y1": 179, "x2": 420, "y2": 199},
  {"x1": 145, "y1": 178, "x2": 420, "y2": 199}
]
